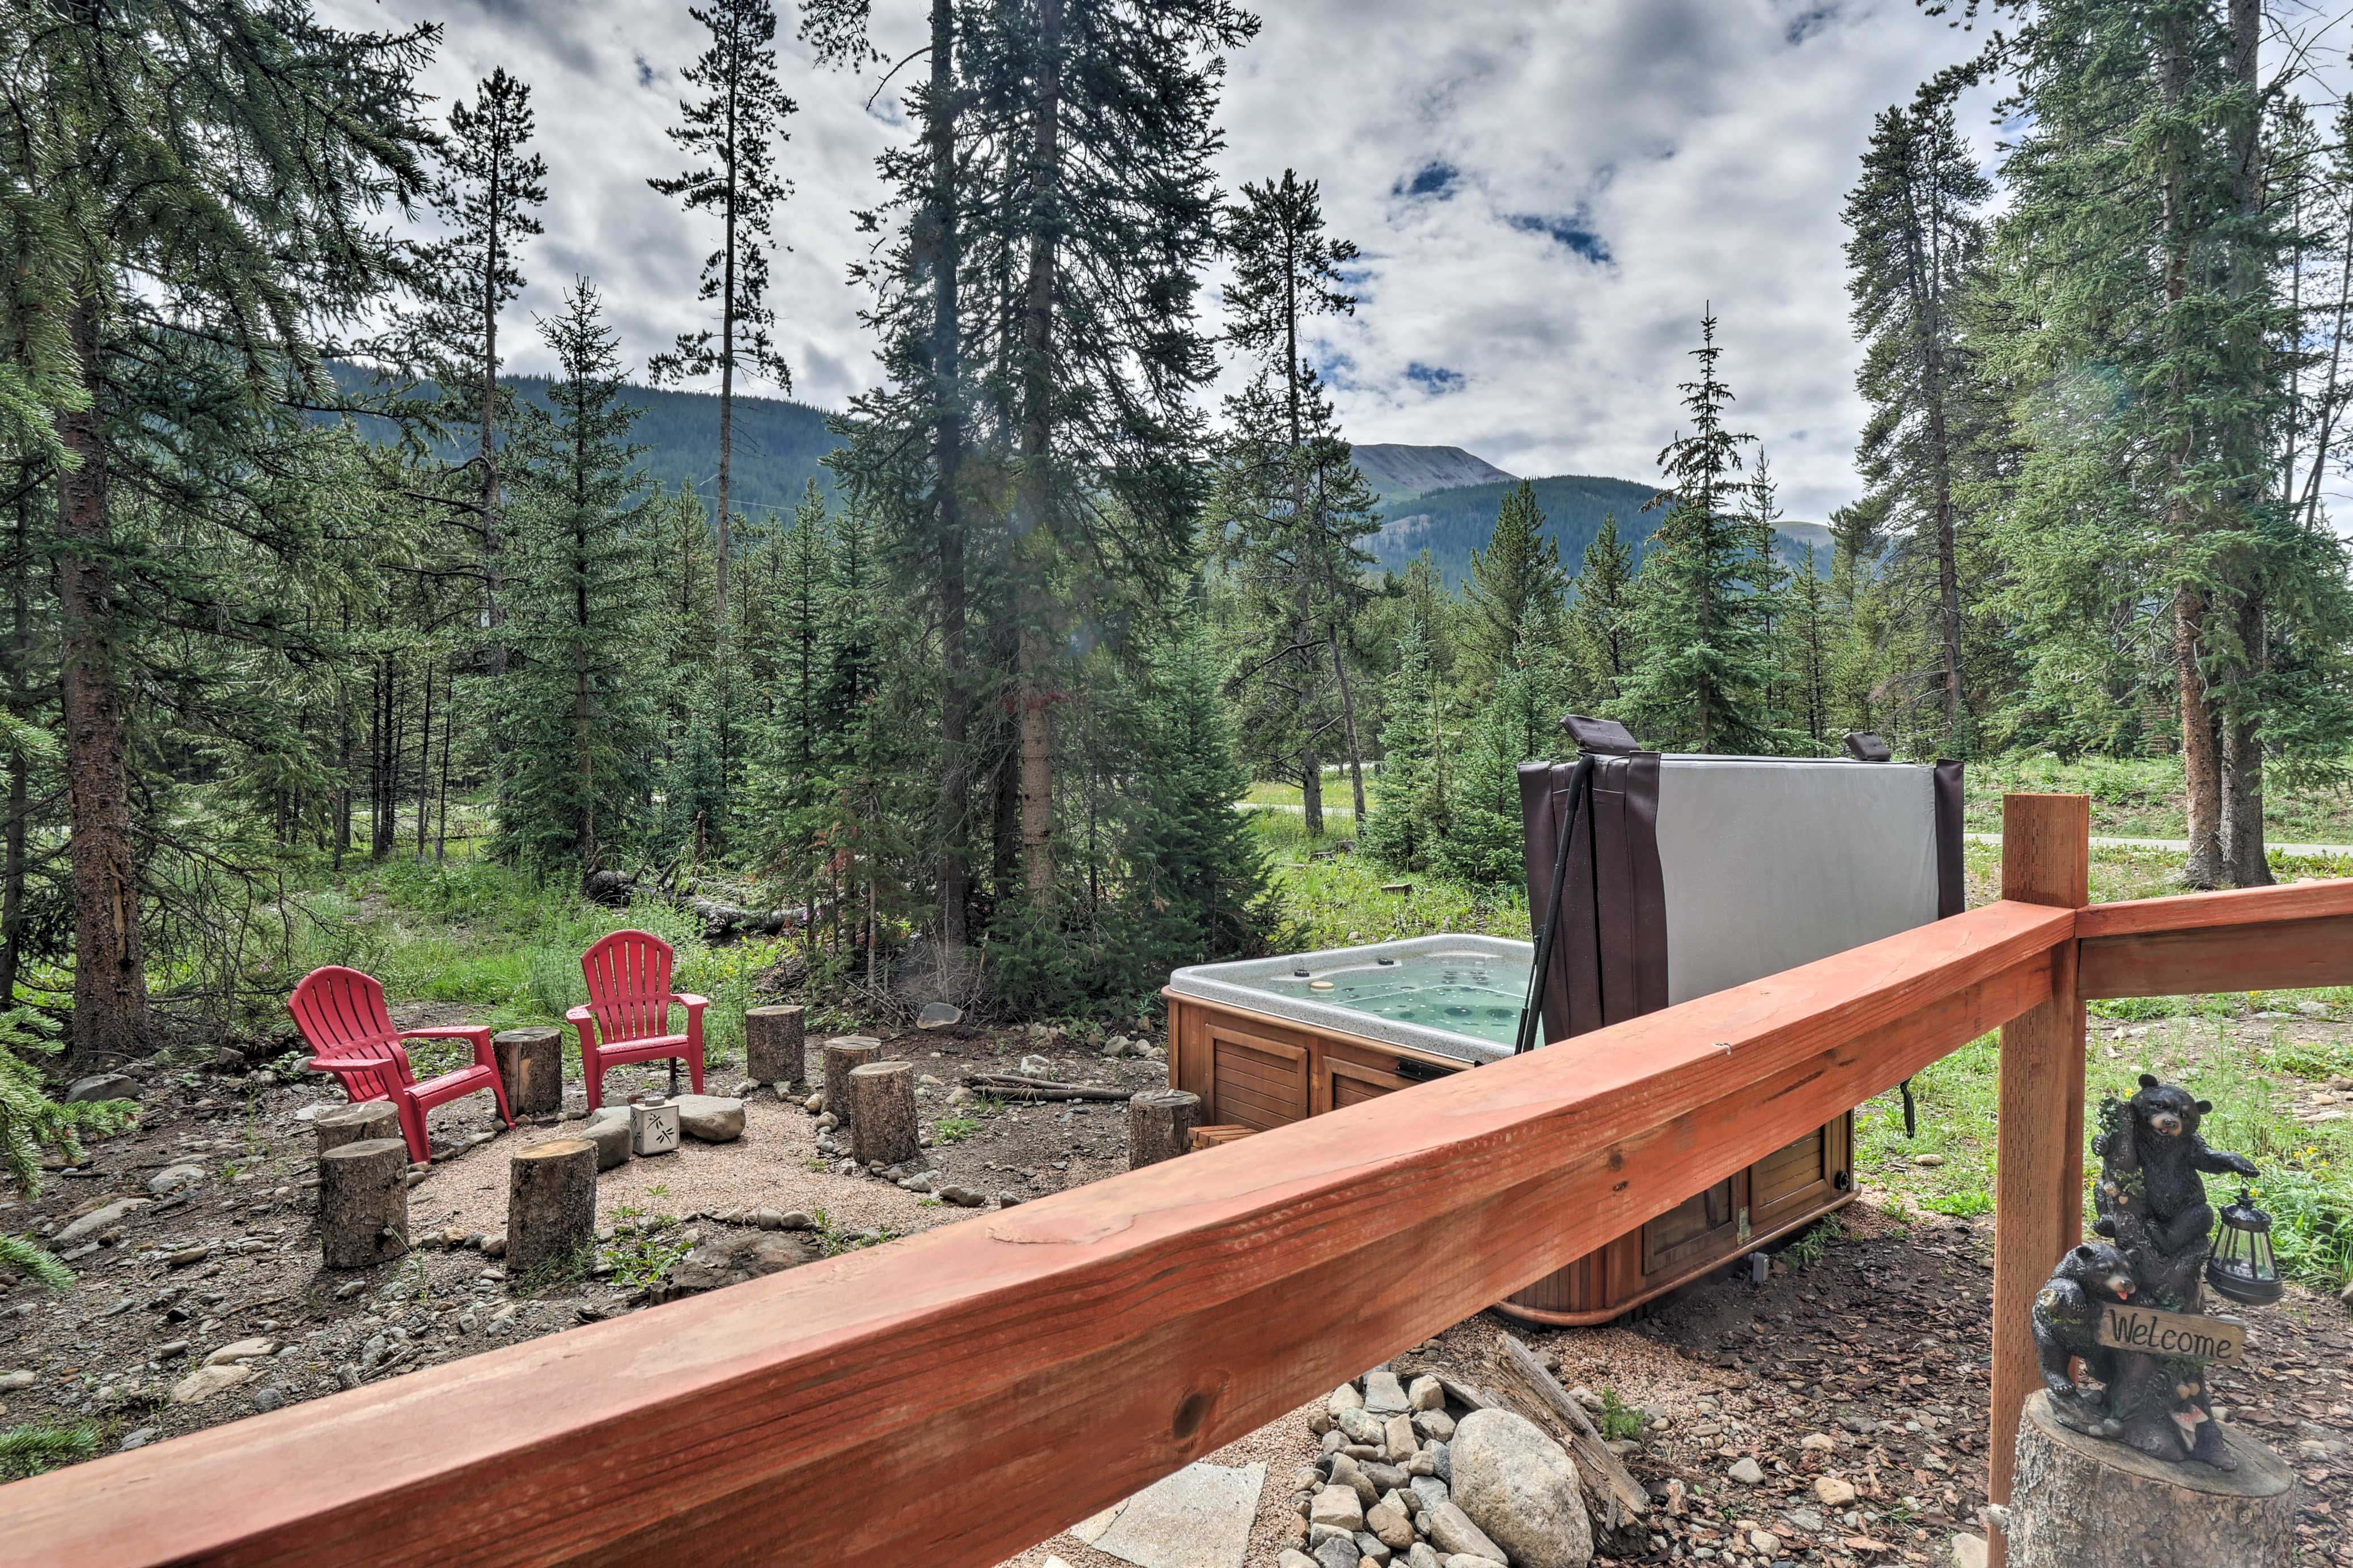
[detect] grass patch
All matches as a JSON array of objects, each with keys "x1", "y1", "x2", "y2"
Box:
[
  {"x1": 1780, "y1": 1214, "x2": 1843, "y2": 1270},
  {"x1": 600, "y1": 1208, "x2": 692, "y2": 1291},
  {"x1": 932, "y1": 1116, "x2": 980, "y2": 1144},
  {"x1": 1252, "y1": 812, "x2": 1528, "y2": 951},
  {"x1": 1596, "y1": 1388, "x2": 1644, "y2": 1443}
]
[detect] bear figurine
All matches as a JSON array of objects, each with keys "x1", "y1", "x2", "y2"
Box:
[
  {"x1": 2030, "y1": 1240, "x2": 2136, "y2": 1435},
  {"x1": 2093, "y1": 1073, "x2": 2259, "y2": 1267}
]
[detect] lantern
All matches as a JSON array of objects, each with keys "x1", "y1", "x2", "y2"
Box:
[{"x1": 2206, "y1": 1188, "x2": 2282, "y2": 1307}]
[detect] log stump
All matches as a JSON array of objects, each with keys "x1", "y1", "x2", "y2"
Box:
[
  {"x1": 848, "y1": 1060, "x2": 919, "y2": 1167},
  {"x1": 2001, "y1": 1391, "x2": 2295, "y2": 1567},
  {"x1": 823, "y1": 1036, "x2": 884, "y2": 1119},
  {"x1": 313, "y1": 1100, "x2": 400, "y2": 1159},
  {"x1": 744, "y1": 1005, "x2": 807, "y2": 1087},
  {"x1": 1126, "y1": 1089, "x2": 1201, "y2": 1169},
  {"x1": 506, "y1": 1138, "x2": 598, "y2": 1277},
  {"x1": 491, "y1": 1026, "x2": 565, "y2": 1116},
  {"x1": 318, "y1": 1137, "x2": 410, "y2": 1269}
]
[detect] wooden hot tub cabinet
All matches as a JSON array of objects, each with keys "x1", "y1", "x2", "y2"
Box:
[{"x1": 1163, "y1": 989, "x2": 1855, "y2": 1325}]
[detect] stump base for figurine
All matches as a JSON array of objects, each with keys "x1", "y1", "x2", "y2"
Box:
[{"x1": 2000, "y1": 1391, "x2": 2295, "y2": 1568}]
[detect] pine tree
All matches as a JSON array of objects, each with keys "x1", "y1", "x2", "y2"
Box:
[
  {"x1": 16, "y1": 0, "x2": 434, "y2": 1058},
  {"x1": 493, "y1": 282, "x2": 659, "y2": 869},
  {"x1": 1462, "y1": 480, "x2": 1567, "y2": 685},
  {"x1": 1565, "y1": 513, "x2": 1636, "y2": 704},
  {"x1": 411, "y1": 68, "x2": 548, "y2": 675},
  {"x1": 648, "y1": 0, "x2": 798, "y2": 656},
  {"x1": 1843, "y1": 100, "x2": 1991, "y2": 754},
  {"x1": 1619, "y1": 311, "x2": 1778, "y2": 754},
  {"x1": 1360, "y1": 619, "x2": 1446, "y2": 870}
]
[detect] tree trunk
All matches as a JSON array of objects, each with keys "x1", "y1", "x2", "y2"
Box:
[
  {"x1": 849, "y1": 1060, "x2": 919, "y2": 1167},
  {"x1": 1998, "y1": 1392, "x2": 2294, "y2": 1568},
  {"x1": 1016, "y1": 624, "x2": 1056, "y2": 894},
  {"x1": 744, "y1": 1005, "x2": 805, "y2": 1087},
  {"x1": 414, "y1": 658, "x2": 433, "y2": 860},
  {"x1": 55, "y1": 294, "x2": 149, "y2": 1063},
  {"x1": 319, "y1": 1137, "x2": 411, "y2": 1269},
  {"x1": 1012, "y1": 0, "x2": 1063, "y2": 900},
  {"x1": 822, "y1": 1035, "x2": 884, "y2": 1119},
  {"x1": 2175, "y1": 585, "x2": 2224, "y2": 888},
  {"x1": 929, "y1": 0, "x2": 970, "y2": 953},
  {"x1": 1301, "y1": 733, "x2": 1323, "y2": 839},
  {"x1": 1126, "y1": 1089, "x2": 1200, "y2": 1170},
  {"x1": 1, "y1": 491, "x2": 29, "y2": 1004},
  {"x1": 313, "y1": 1100, "x2": 402, "y2": 1159},
  {"x1": 505, "y1": 1137, "x2": 598, "y2": 1275},
  {"x1": 493, "y1": 1026, "x2": 565, "y2": 1116},
  {"x1": 1330, "y1": 628, "x2": 1367, "y2": 822}
]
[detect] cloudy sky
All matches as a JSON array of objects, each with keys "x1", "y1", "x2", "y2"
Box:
[{"x1": 322, "y1": 0, "x2": 2029, "y2": 522}]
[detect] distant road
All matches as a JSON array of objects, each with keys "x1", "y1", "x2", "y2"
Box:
[{"x1": 1239, "y1": 805, "x2": 2353, "y2": 859}]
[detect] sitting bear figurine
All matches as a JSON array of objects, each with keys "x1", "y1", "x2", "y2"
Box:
[
  {"x1": 2031, "y1": 1240, "x2": 2136, "y2": 1434},
  {"x1": 2093, "y1": 1073, "x2": 2258, "y2": 1264}
]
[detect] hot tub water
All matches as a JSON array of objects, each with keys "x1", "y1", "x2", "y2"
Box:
[{"x1": 1260, "y1": 950, "x2": 1530, "y2": 1048}]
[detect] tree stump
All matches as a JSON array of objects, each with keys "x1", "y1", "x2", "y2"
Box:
[
  {"x1": 1126, "y1": 1089, "x2": 1201, "y2": 1169},
  {"x1": 492, "y1": 1026, "x2": 565, "y2": 1116},
  {"x1": 2000, "y1": 1391, "x2": 2296, "y2": 1567},
  {"x1": 744, "y1": 1005, "x2": 807, "y2": 1087},
  {"x1": 313, "y1": 1101, "x2": 400, "y2": 1159},
  {"x1": 506, "y1": 1138, "x2": 597, "y2": 1277},
  {"x1": 318, "y1": 1138, "x2": 409, "y2": 1269},
  {"x1": 823, "y1": 1036, "x2": 884, "y2": 1119},
  {"x1": 849, "y1": 1061, "x2": 919, "y2": 1167}
]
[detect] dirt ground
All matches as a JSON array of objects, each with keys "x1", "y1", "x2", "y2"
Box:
[{"x1": 2, "y1": 1021, "x2": 2348, "y2": 1568}]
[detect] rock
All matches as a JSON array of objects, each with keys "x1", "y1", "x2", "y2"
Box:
[
  {"x1": 55, "y1": 1198, "x2": 148, "y2": 1247},
  {"x1": 1330, "y1": 1454, "x2": 1377, "y2": 1507},
  {"x1": 1448, "y1": 1408, "x2": 1592, "y2": 1568},
  {"x1": 147, "y1": 1164, "x2": 208, "y2": 1197},
  {"x1": 1912, "y1": 1153, "x2": 1945, "y2": 1167},
  {"x1": 1787, "y1": 1507, "x2": 1824, "y2": 1532},
  {"x1": 250, "y1": 1386, "x2": 286, "y2": 1413},
  {"x1": 1408, "y1": 1375, "x2": 1444, "y2": 1413},
  {"x1": 1356, "y1": 1532, "x2": 1393, "y2": 1565},
  {"x1": 1410, "y1": 1476, "x2": 1449, "y2": 1514},
  {"x1": 1405, "y1": 1548, "x2": 1442, "y2": 1568},
  {"x1": 1813, "y1": 1475, "x2": 1857, "y2": 1507},
  {"x1": 1338, "y1": 1406, "x2": 1387, "y2": 1446},
  {"x1": 155, "y1": 1340, "x2": 190, "y2": 1361},
  {"x1": 171, "y1": 1363, "x2": 255, "y2": 1405},
  {"x1": 581, "y1": 1108, "x2": 633, "y2": 1170},
  {"x1": 815, "y1": 1111, "x2": 840, "y2": 1132},
  {"x1": 1951, "y1": 1533, "x2": 1989, "y2": 1568},
  {"x1": 1312, "y1": 1486, "x2": 1366, "y2": 1532},
  {"x1": 1363, "y1": 1367, "x2": 1411, "y2": 1414},
  {"x1": 1413, "y1": 1409, "x2": 1456, "y2": 1443},
  {"x1": 203, "y1": 1337, "x2": 277, "y2": 1366},
  {"x1": 1360, "y1": 1461, "x2": 1409, "y2": 1494},
  {"x1": 65, "y1": 1072, "x2": 137, "y2": 1103},
  {"x1": 652, "y1": 1233, "x2": 809, "y2": 1301},
  {"x1": 1801, "y1": 1432, "x2": 1838, "y2": 1452},
  {"x1": 935, "y1": 1185, "x2": 987, "y2": 1208},
  {"x1": 1385, "y1": 1413, "x2": 1419, "y2": 1463},
  {"x1": 119, "y1": 1427, "x2": 158, "y2": 1451},
  {"x1": 675, "y1": 1094, "x2": 745, "y2": 1142},
  {"x1": 1428, "y1": 1440, "x2": 1451, "y2": 1485},
  {"x1": 1278, "y1": 1554, "x2": 1321, "y2": 1568},
  {"x1": 1367, "y1": 1496, "x2": 1415, "y2": 1550},
  {"x1": 1330, "y1": 1382, "x2": 1367, "y2": 1417},
  {"x1": 480, "y1": 1230, "x2": 507, "y2": 1259},
  {"x1": 1421, "y1": 1501, "x2": 1505, "y2": 1562},
  {"x1": 918, "y1": 1002, "x2": 963, "y2": 1029},
  {"x1": 1311, "y1": 1538, "x2": 1359, "y2": 1568},
  {"x1": 1729, "y1": 1457, "x2": 1766, "y2": 1485},
  {"x1": 1443, "y1": 1558, "x2": 1506, "y2": 1568},
  {"x1": 0, "y1": 1370, "x2": 33, "y2": 1391},
  {"x1": 1749, "y1": 1528, "x2": 1782, "y2": 1557}
]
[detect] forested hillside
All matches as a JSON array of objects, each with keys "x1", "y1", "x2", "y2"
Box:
[{"x1": 1372, "y1": 472, "x2": 1830, "y2": 582}]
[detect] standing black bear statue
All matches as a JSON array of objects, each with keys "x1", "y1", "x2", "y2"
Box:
[{"x1": 2050, "y1": 1073, "x2": 2263, "y2": 1468}]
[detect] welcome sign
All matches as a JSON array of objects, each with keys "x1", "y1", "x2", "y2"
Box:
[{"x1": 2096, "y1": 1304, "x2": 2248, "y2": 1365}]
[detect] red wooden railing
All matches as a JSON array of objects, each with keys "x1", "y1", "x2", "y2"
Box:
[{"x1": 1, "y1": 795, "x2": 2346, "y2": 1568}]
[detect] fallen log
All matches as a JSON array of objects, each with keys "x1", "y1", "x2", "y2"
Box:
[
  {"x1": 961, "y1": 1073, "x2": 1130, "y2": 1103},
  {"x1": 1491, "y1": 1333, "x2": 1651, "y2": 1554}
]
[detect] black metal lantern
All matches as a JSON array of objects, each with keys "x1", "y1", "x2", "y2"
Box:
[{"x1": 2206, "y1": 1189, "x2": 2283, "y2": 1307}]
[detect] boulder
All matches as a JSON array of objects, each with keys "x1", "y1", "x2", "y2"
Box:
[
  {"x1": 1420, "y1": 1501, "x2": 1506, "y2": 1562},
  {"x1": 675, "y1": 1094, "x2": 745, "y2": 1142},
  {"x1": 1449, "y1": 1408, "x2": 1592, "y2": 1568},
  {"x1": 580, "y1": 1108, "x2": 633, "y2": 1170},
  {"x1": 147, "y1": 1164, "x2": 207, "y2": 1197},
  {"x1": 54, "y1": 1198, "x2": 148, "y2": 1247},
  {"x1": 170, "y1": 1363, "x2": 254, "y2": 1405},
  {"x1": 918, "y1": 1002, "x2": 962, "y2": 1029},
  {"x1": 65, "y1": 1073, "x2": 137, "y2": 1103}
]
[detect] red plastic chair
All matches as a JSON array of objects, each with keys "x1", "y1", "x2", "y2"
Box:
[
  {"x1": 569, "y1": 929, "x2": 707, "y2": 1111},
  {"x1": 286, "y1": 966, "x2": 514, "y2": 1164}
]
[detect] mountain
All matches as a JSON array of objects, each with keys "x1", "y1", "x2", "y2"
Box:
[
  {"x1": 1350, "y1": 443, "x2": 1516, "y2": 499},
  {"x1": 328, "y1": 363, "x2": 846, "y2": 521},
  {"x1": 1374, "y1": 472, "x2": 1830, "y2": 584}
]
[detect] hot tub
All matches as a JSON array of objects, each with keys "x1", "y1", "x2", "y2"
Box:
[{"x1": 1163, "y1": 932, "x2": 1853, "y2": 1325}]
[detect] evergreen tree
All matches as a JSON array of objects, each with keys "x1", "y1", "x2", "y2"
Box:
[
  {"x1": 1360, "y1": 619, "x2": 1446, "y2": 870},
  {"x1": 493, "y1": 283, "x2": 659, "y2": 869},
  {"x1": 1462, "y1": 480, "x2": 1567, "y2": 685},
  {"x1": 1429, "y1": 668, "x2": 1551, "y2": 886},
  {"x1": 1619, "y1": 311, "x2": 1779, "y2": 754},
  {"x1": 1565, "y1": 513, "x2": 1636, "y2": 705},
  {"x1": 1843, "y1": 101, "x2": 1991, "y2": 753},
  {"x1": 648, "y1": 0, "x2": 798, "y2": 655}
]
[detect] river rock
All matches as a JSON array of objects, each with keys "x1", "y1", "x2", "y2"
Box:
[
  {"x1": 65, "y1": 1073, "x2": 137, "y2": 1103},
  {"x1": 1364, "y1": 1367, "x2": 1411, "y2": 1414},
  {"x1": 1330, "y1": 1382, "x2": 1366, "y2": 1417},
  {"x1": 1414, "y1": 1409, "x2": 1456, "y2": 1443},
  {"x1": 1728, "y1": 1456, "x2": 1765, "y2": 1485},
  {"x1": 1408, "y1": 1374, "x2": 1445, "y2": 1413},
  {"x1": 1367, "y1": 1495, "x2": 1415, "y2": 1549},
  {"x1": 1449, "y1": 1408, "x2": 1593, "y2": 1568},
  {"x1": 675, "y1": 1094, "x2": 745, "y2": 1142},
  {"x1": 1405, "y1": 1548, "x2": 1442, "y2": 1568},
  {"x1": 1421, "y1": 1501, "x2": 1506, "y2": 1562},
  {"x1": 1385, "y1": 1413, "x2": 1418, "y2": 1463},
  {"x1": 1311, "y1": 1539, "x2": 1358, "y2": 1568},
  {"x1": 171, "y1": 1363, "x2": 254, "y2": 1405},
  {"x1": 1311, "y1": 1485, "x2": 1365, "y2": 1532},
  {"x1": 55, "y1": 1198, "x2": 147, "y2": 1247},
  {"x1": 147, "y1": 1164, "x2": 207, "y2": 1197},
  {"x1": 1338, "y1": 1406, "x2": 1387, "y2": 1445}
]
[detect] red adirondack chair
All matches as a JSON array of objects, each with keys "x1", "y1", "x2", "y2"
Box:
[
  {"x1": 569, "y1": 929, "x2": 708, "y2": 1111},
  {"x1": 286, "y1": 966, "x2": 514, "y2": 1164}
]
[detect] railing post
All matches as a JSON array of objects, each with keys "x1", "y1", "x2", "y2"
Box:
[{"x1": 1987, "y1": 792, "x2": 2089, "y2": 1568}]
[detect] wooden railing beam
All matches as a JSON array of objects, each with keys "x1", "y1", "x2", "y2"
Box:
[
  {"x1": 0, "y1": 900, "x2": 2074, "y2": 1568},
  {"x1": 2080, "y1": 912, "x2": 2353, "y2": 1000}
]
